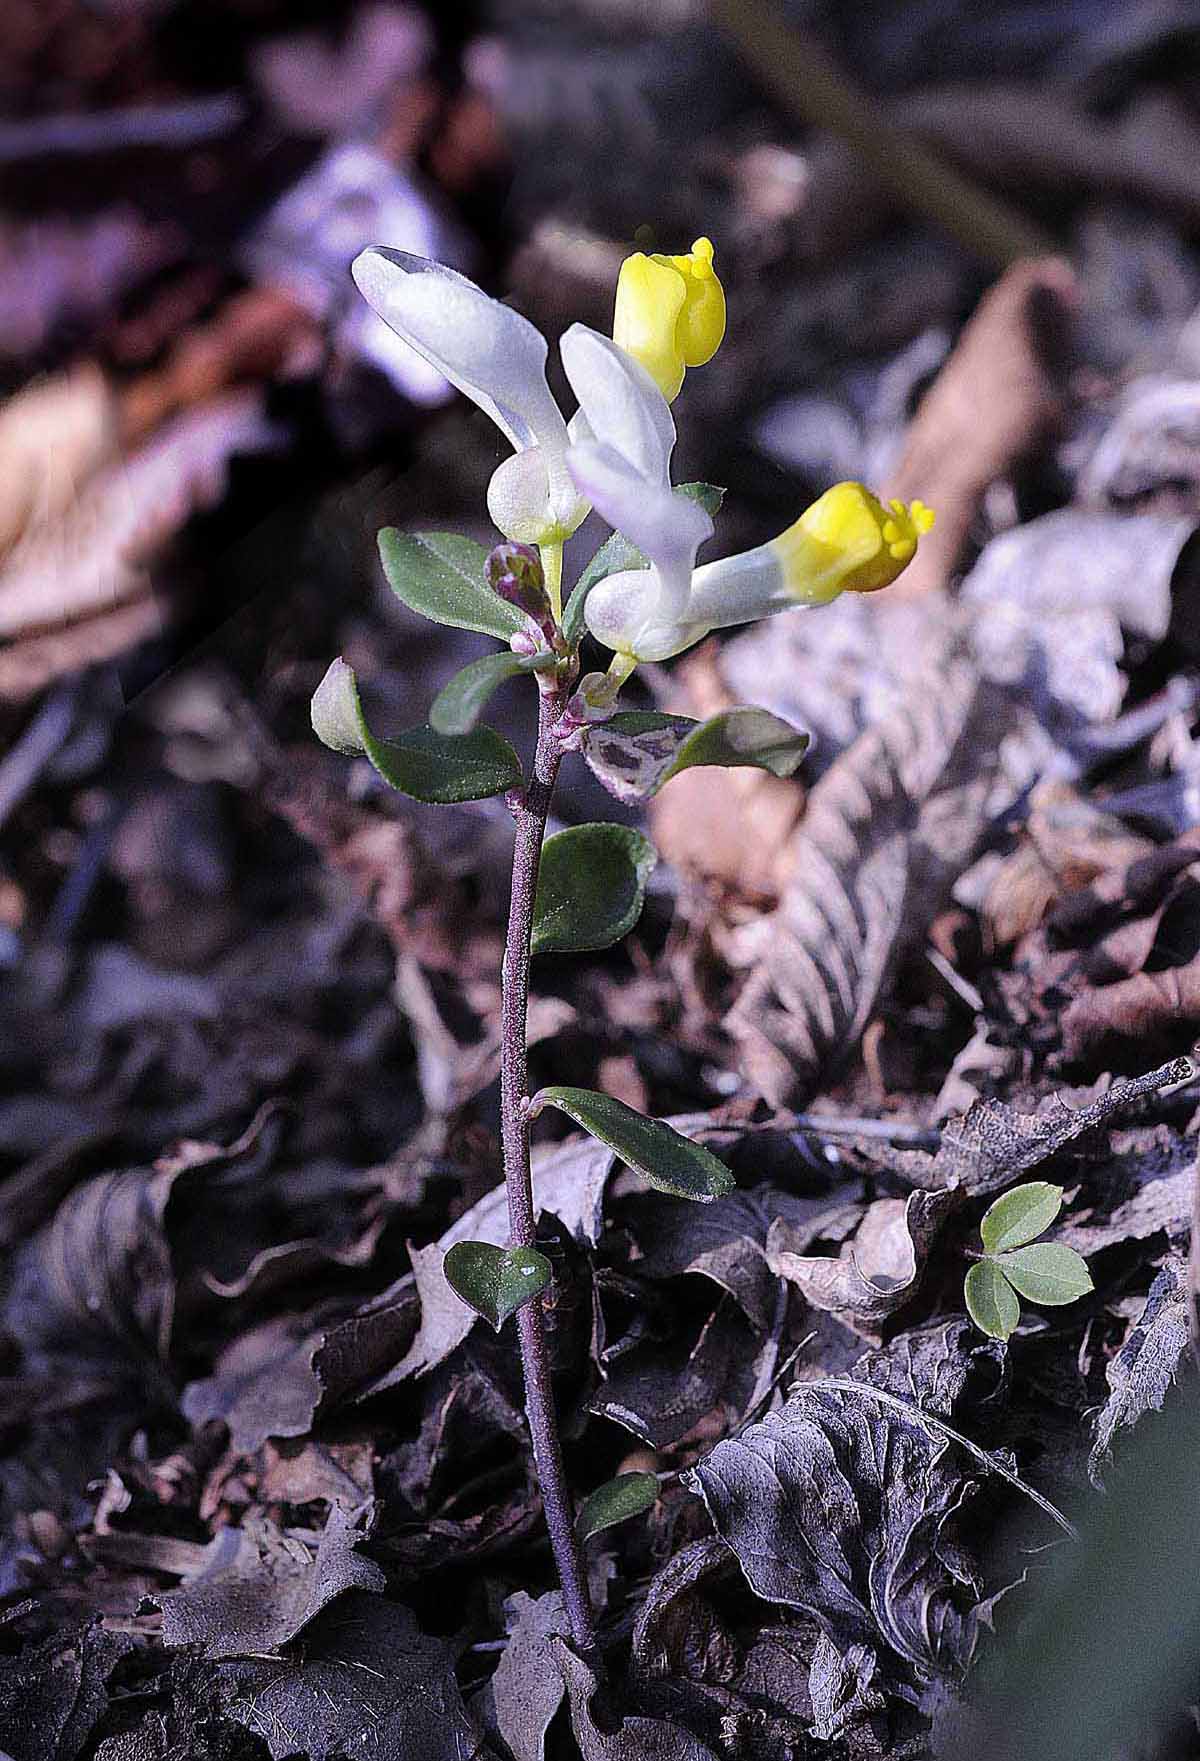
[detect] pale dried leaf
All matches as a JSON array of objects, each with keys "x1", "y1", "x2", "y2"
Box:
[
  {"x1": 1090, "y1": 1258, "x2": 1192, "y2": 1483},
  {"x1": 808, "y1": 1631, "x2": 885, "y2": 1741},
  {"x1": 766, "y1": 1189, "x2": 958, "y2": 1329},
  {"x1": 355, "y1": 1133, "x2": 613, "y2": 1387},
  {"x1": 554, "y1": 1641, "x2": 720, "y2": 1760},
  {"x1": 959, "y1": 506, "x2": 1194, "y2": 727},
  {"x1": 687, "y1": 1379, "x2": 983, "y2": 1678},
  {"x1": 159, "y1": 1504, "x2": 383, "y2": 1659},
  {"x1": 0, "y1": 363, "x2": 117, "y2": 557},
  {"x1": 490, "y1": 1592, "x2": 571, "y2": 1761},
  {"x1": 864, "y1": 1055, "x2": 1195, "y2": 1197},
  {"x1": 725, "y1": 640, "x2": 1008, "y2": 1104},
  {"x1": 0, "y1": 392, "x2": 277, "y2": 652}
]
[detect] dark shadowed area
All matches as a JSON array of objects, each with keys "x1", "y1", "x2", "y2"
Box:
[{"x1": 4, "y1": 2, "x2": 1200, "y2": 1756}]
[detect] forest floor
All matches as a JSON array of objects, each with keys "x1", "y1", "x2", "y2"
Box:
[{"x1": 5, "y1": 3, "x2": 1200, "y2": 1757}]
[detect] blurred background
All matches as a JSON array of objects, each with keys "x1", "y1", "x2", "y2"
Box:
[{"x1": 6, "y1": 3, "x2": 1200, "y2": 1747}]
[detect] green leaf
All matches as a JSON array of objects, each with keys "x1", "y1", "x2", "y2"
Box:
[
  {"x1": 583, "y1": 707, "x2": 810, "y2": 804},
  {"x1": 378, "y1": 529, "x2": 525, "y2": 641},
  {"x1": 980, "y1": 1182, "x2": 1064, "y2": 1255},
  {"x1": 443, "y1": 1240, "x2": 552, "y2": 1330},
  {"x1": 529, "y1": 1085, "x2": 735, "y2": 1202},
  {"x1": 576, "y1": 1472, "x2": 659, "y2": 1541},
  {"x1": 429, "y1": 649, "x2": 550, "y2": 736},
  {"x1": 676, "y1": 481, "x2": 726, "y2": 518},
  {"x1": 996, "y1": 1243, "x2": 1094, "y2": 1307},
  {"x1": 532, "y1": 824, "x2": 657, "y2": 954},
  {"x1": 562, "y1": 481, "x2": 725, "y2": 646},
  {"x1": 311, "y1": 657, "x2": 522, "y2": 803},
  {"x1": 965, "y1": 1259, "x2": 1021, "y2": 1340}
]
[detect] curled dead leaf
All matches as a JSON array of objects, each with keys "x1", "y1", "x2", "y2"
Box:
[{"x1": 766, "y1": 1188, "x2": 958, "y2": 1330}]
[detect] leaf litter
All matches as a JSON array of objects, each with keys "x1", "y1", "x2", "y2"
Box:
[{"x1": 6, "y1": 5, "x2": 1200, "y2": 1758}]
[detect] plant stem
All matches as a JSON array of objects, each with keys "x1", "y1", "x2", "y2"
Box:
[
  {"x1": 540, "y1": 539, "x2": 564, "y2": 623},
  {"x1": 500, "y1": 683, "x2": 597, "y2": 1653}
]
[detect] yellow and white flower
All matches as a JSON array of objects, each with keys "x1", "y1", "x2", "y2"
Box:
[
  {"x1": 352, "y1": 237, "x2": 728, "y2": 553},
  {"x1": 353, "y1": 237, "x2": 932, "y2": 672},
  {"x1": 578, "y1": 458, "x2": 934, "y2": 664}
]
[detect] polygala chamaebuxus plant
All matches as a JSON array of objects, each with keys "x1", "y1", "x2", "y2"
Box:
[{"x1": 312, "y1": 233, "x2": 936, "y2": 1652}]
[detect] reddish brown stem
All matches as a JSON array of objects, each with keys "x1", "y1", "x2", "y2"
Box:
[{"x1": 500, "y1": 685, "x2": 596, "y2": 1653}]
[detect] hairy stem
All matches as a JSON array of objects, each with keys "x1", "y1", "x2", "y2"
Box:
[{"x1": 501, "y1": 684, "x2": 596, "y2": 1652}]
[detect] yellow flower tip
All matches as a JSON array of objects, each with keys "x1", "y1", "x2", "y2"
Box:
[
  {"x1": 613, "y1": 235, "x2": 726, "y2": 399},
  {"x1": 769, "y1": 481, "x2": 936, "y2": 603}
]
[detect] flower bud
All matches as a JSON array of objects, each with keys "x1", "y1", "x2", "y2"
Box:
[
  {"x1": 485, "y1": 540, "x2": 565, "y2": 650},
  {"x1": 612, "y1": 236, "x2": 726, "y2": 402}
]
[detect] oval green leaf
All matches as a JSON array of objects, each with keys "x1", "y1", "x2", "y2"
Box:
[
  {"x1": 378, "y1": 529, "x2": 525, "y2": 640},
  {"x1": 584, "y1": 707, "x2": 810, "y2": 804},
  {"x1": 562, "y1": 481, "x2": 725, "y2": 646},
  {"x1": 312, "y1": 657, "x2": 522, "y2": 802},
  {"x1": 443, "y1": 1240, "x2": 552, "y2": 1330},
  {"x1": 980, "y1": 1182, "x2": 1064, "y2": 1255},
  {"x1": 529, "y1": 1085, "x2": 736, "y2": 1202},
  {"x1": 429, "y1": 649, "x2": 549, "y2": 736},
  {"x1": 532, "y1": 824, "x2": 657, "y2": 954},
  {"x1": 965, "y1": 1259, "x2": 1021, "y2": 1340},
  {"x1": 995, "y1": 1243, "x2": 1094, "y2": 1307},
  {"x1": 576, "y1": 1472, "x2": 659, "y2": 1541}
]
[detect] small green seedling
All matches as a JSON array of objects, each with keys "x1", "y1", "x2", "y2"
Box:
[{"x1": 965, "y1": 1182, "x2": 1093, "y2": 1341}]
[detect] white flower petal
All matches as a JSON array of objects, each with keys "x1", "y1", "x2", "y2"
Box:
[
  {"x1": 685, "y1": 543, "x2": 790, "y2": 628},
  {"x1": 487, "y1": 447, "x2": 586, "y2": 546},
  {"x1": 584, "y1": 567, "x2": 711, "y2": 662},
  {"x1": 560, "y1": 324, "x2": 676, "y2": 486},
  {"x1": 352, "y1": 247, "x2": 568, "y2": 457},
  {"x1": 567, "y1": 441, "x2": 711, "y2": 622}
]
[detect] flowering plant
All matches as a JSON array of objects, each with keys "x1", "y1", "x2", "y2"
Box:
[{"x1": 312, "y1": 235, "x2": 933, "y2": 1650}]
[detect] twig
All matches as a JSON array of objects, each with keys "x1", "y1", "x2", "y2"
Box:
[
  {"x1": 0, "y1": 685, "x2": 76, "y2": 830},
  {"x1": 708, "y1": 0, "x2": 1056, "y2": 271},
  {"x1": 0, "y1": 96, "x2": 244, "y2": 163},
  {"x1": 926, "y1": 945, "x2": 985, "y2": 1014},
  {"x1": 500, "y1": 685, "x2": 596, "y2": 1654},
  {"x1": 788, "y1": 1112, "x2": 941, "y2": 1149}
]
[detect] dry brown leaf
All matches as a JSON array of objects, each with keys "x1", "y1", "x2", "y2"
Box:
[
  {"x1": 1002, "y1": 829, "x2": 1200, "y2": 1068},
  {"x1": 0, "y1": 390, "x2": 273, "y2": 641},
  {"x1": 884, "y1": 255, "x2": 1077, "y2": 598},
  {"x1": 982, "y1": 783, "x2": 1154, "y2": 952},
  {"x1": 649, "y1": 643, "x2": 807, "y2": 897},
  {"x1": 0, "y1": 363, "x2": 119, "y2": 559},
  {"x1": 959, "y1": 506, "x2": 1196, "y2": 730},
  {"x1": 1089, "y1": 1258, "x2": 1191, "y2": 1483},
  {"x1": 723, "y1": 637, "x2": 1009, "y2": 1105},
  {"x1": 765, "y1": 1187, "x2": 958, "y2": 1332},
  {"x1": 862, "y1": 1054, "x2": 1195, "y2": 1196},
  {"x1": 0, "y1": 390, "x2": 276, "y2": 701},
  {"x1": 0, "y1": 597, "x2": 165, "y2": 703}
]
